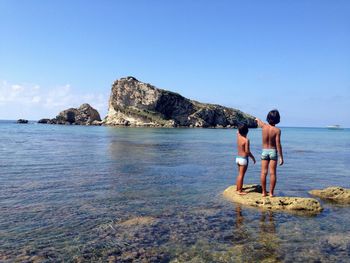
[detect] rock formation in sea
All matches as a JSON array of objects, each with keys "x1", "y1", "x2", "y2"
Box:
[
  {"x1": 38, "y1": 118, "x2": 52, "y2": 124},
  {"x1": 309, "y1": 187, "x2": 350, "y2": 204},
  {"x1": 17, "y1": 119, "x2": 28, "y2": 124},
  {"x1": 38, "y1": 103, "x2": 102, "y2": 125},
  {"x1": 223, "y1": 184, "x2": 323, "y2": 214},
  {"x1": 104, "y1": 76, "x2": 257, "y2": 128}
]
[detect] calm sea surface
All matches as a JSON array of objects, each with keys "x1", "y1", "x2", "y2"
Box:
[{"x1": 1, "y1": 121, "x2": 349, "y2": 262}]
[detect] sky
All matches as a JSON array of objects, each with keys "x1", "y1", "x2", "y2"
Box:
[{"x1": 0, "y1": 0, "x2": 349, "y2": 127}]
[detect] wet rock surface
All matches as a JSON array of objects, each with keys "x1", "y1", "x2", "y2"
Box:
[
  {"x1": 223, "y1": 184, "x2": 323, "y2": 214},
  {"x1": 38, "y1": 103, "x2": 101, "y2": 125},
  {"x1": 105, "y1": 76, "x2": 257, "y2": 128},
  {"x1": 309, "y1": 187, "x2": 350, "y2": 204}
]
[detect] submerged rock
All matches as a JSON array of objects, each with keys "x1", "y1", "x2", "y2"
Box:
[
  {"x1": 38, "y1": 103, "x2": 101, "y2": 125},
  {"x1": 17, "y1": 119, "x2": 28, "y2": 124},
  {"x1": 105, "y1": 76, "x2": 257, "y2": 128},
  {"x1": 120, "y1": 216, "x2": 157, "y2": 227},
  {"x1": 309, "y1": 187, "x2": 350, "y2": 204},
  {"x1": 223, "y1": 184, "x2": 323, "y2": 214}
]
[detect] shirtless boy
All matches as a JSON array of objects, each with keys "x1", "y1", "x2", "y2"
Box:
[
  {"x1": 236, "y1": 123, "x2": 256, "y2": 195},
  {"x1": 255, "y1": 110, "x2": 284, "y2": 197}
]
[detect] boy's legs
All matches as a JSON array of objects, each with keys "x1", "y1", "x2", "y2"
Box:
[
  {"x1": 236, "y1": 164, "x2": 248, "y2": 194},
  {"x1": 269, "y1": 160, "x2": 277, "y2": 197},
  {"x1": 260, "y1": 160, "x2": 269, "y2": 196},
  {"x1": 236, "y1": 164, "x2": 240, "y2": 190}
]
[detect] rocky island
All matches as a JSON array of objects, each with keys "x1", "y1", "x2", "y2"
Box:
[
  {"x1": 17, "y1": 119, "x2": 29, "y2": 124},
  {"x1": 104, "y1": 76, "x2": 257, "y2": 128},
  {"x1": 38, "y1": 103, "x2": 101, "y2": 125},
  {"x1": 223, "y1": 185, "x2": 323, "y2": 215},
  {"x1": 38, "y1": 77, "x2": 257, "y2": 128}
]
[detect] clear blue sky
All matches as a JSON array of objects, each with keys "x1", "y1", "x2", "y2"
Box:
[{"x1": 1, "y1": 0, "x2": 349, "y2": 127}]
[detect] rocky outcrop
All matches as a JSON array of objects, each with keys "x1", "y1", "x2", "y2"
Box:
[
  {"x1": 38, "y1": 104, "x2": 101, "y2": 125},
  {"x1": 38, "y1": 118, "x2": 51, "y2": 124},
  {"x1": 223, "y1": 185, "x2": 323, "y2": 214},
  {"x1": 309, "y1": 187, "x2": 350, "y2": 204},
  {"x1": 17, "y1": 119, "x2": 28, "y2": 124},
  {"x1": 105, "y1": 76, "x2": 257, "y2": 128}
]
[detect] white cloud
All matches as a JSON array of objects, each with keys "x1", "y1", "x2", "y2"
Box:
[
  {"x1": 0, "y1": 81, "x2": 108, "y2": 120},
  {"x1": 31, "y1": 96, "x2": 41, "y2": 103}
]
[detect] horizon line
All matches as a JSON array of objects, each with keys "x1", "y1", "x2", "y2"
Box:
[{"x1": 0, "y1": 119, "x2": 348, "y2": 129}]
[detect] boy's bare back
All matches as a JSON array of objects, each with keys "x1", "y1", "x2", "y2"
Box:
[
  {"x1": 261, "y1": 125, "x2": 280, "y2": 149},
  {"x1": 237, "y1": 133, "x2": 248, "y2": 157},
  {"x1": 256, "y1": 115, "x2": 283, "y2": 166}
]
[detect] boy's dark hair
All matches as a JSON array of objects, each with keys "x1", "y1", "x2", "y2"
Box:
[
  {"x1": 266, "y1": 109, "x2": 280, "y2": 125},
  {"x1": 238, "y1": 123, "x2": 248, "y2": 136}
]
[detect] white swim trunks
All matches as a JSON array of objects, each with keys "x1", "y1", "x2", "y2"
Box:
[{"x1": 236, "y1": 156, "x2": 248, "y2": 166}]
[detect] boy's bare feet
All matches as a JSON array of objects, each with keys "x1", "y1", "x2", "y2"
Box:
[
  {"x1": 269, "y1": 194, "x2": 274, "y2": 198},
  {"x1": 262, "y1": 192, "x2": 267, "y2": 197},
  {"x1": 237, "y1": 191, "x2": 248, "y2": 195}
]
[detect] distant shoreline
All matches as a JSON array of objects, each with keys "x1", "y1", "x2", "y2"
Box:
[{"x1": 1, "y1": 120, "x2": 349, "y2": 129}]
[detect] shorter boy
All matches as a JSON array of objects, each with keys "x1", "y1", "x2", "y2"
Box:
[{"x1": 236, "y1": 123, "x2": 256, "y2": 195}]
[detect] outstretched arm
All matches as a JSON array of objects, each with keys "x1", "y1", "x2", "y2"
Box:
[
  {"x1": 255, "y1": 118, "x2": 265, "y2": 128},
  {"x1": 245, "y1": 139, "x2": 256, "y2": 164},
  {"x1": 276, "y1": 129, "x2": 284, "y2": 165}
]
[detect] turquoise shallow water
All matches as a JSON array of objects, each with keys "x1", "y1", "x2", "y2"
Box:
[{"x1": 0, "y1": 121, "x2": 350, "y2": 262}]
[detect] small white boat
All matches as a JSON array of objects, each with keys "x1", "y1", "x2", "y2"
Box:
[{"x1": 327, "y1": 125, "x2": 343, "y2": 130}]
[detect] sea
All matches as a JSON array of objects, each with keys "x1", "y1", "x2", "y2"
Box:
[{"x1": 1, "y1": 120, "x2": 349, "y2": 262}]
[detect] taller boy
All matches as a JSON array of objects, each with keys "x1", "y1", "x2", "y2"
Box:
[{"x1": 255, "y1": 110, "x2": 284, "y2": 197}]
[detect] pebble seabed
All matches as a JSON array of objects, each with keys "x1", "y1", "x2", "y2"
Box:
[{"x1": 1, "y1": 201, "x2": 350, "y2": 262}]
